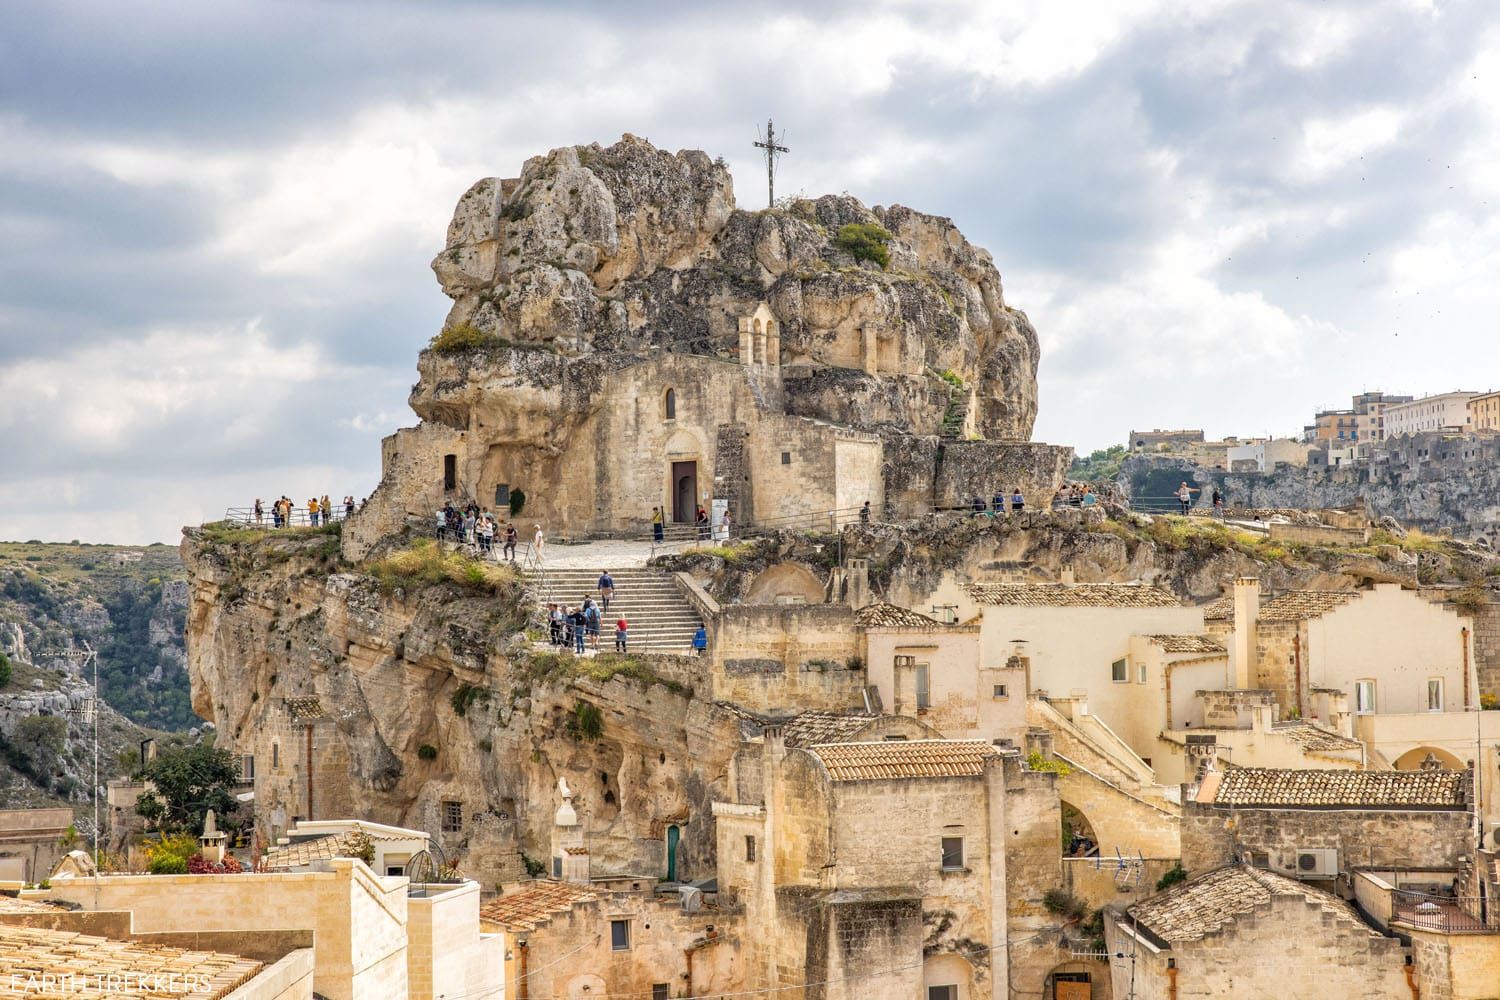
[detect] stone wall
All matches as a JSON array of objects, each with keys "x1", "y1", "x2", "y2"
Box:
[
  {"x1": 928, "y1": 440, "x2": 1073, "y2": 515},
  {"x1": 1181, "y1": 801, "x2": 1472, "y2": 874},
  {"x1": 713, "y1": 604, "x2": 866, "y2": 713},
  {"x1": 1410, "y1": 926, "x2": 1500, "y2": 1000}
]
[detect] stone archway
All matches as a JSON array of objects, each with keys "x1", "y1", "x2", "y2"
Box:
[
  {"x1": 1393, "y1": 746, "x2": 1465, "y2": 771},
  {"x1": 1061, "y1": 801, "x2": 1099, "y2": 858}
]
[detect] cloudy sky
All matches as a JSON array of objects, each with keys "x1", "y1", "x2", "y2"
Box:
[{"x1": 2, "y1": 0, "x2": 1497, "y2": 543}]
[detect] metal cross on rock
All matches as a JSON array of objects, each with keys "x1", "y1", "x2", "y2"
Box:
[{"x1": 753, "y1": 118, "x2": 789, "y2": 208}]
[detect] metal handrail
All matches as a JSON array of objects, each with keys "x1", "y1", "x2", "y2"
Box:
[
  {"x1": 221, "y1": 505, "x2": 353, "y2": 528},
  {"x1": 1391, "y1": 888, "x2": 1493, "y2": 932}
]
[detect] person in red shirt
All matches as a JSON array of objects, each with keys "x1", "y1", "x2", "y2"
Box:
[{"x1": 615, "y1": 617, "x2": 628, "y2": 652}]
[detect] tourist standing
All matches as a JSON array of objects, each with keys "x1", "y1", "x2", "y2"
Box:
[
  {"x1": 345, "y1": 496, "x2": 356, "y2": 518},
  {"x1": 584, "y1": 600, "x2": 600, "y2": 651},
  {"x1": 1010, "y1": 488, "x2": 1024, "y2": 512},
  {"x1": 651, "y1": 506, "x2": 664, "y2": 543},
  {"x1": 860, "y1": 501, "x2": 871, "y2": 524},
  {"x1": 695, "y1": 505, "x2": 709, "y2": 541},
  {"x1": 692, "y1": 625, "x2": 708, "y2": 656},
  {"x1": 571, "y1": 606, "x2": 586, "y2": 654},
  {"x1": 1175, "y1": 482, "x2": 1198, "y2": 515},
  {"x1": 253, "y1": 499, "x2": 263, "y2": 526},
  {"x1": 615, "y1": 617, "x2": 628, "y2": 652},
  {"x1": 598, "y1": 570, "x2": 615, "y2": 614},
  {"x1": 720, "y1": 509, "x2": 733, "y2": 540},
  {"x1": 1212, "y1": 487, "x2": 1225, "y2": 519},
  {"x1": 503, "y1": 522, "x2": 518, "y2": 562},
  {"x1": 533, "y1": 524, "x2": 545, "y2": 564}
]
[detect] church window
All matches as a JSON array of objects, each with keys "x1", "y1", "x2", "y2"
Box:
[{"x1": 664, "y1": 388, "x2": 676, "y2": 419}]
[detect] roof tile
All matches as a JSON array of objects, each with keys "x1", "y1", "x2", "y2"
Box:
[
  {"x1": 1255, "y1": 591, "x2": 1358, "y2": 623},
  {"x1": 969, "y1": 583, "x2": 1180, "y2": 609},
  {"x1": 855, "y1": 603, "x2": 945, "y2": 629},
  {"x1": 1145, "y1": 634, "x2": 1226, "y2": 653},
  {"x1": 1127, "y1": 865, "x2": 1379, "y2": 944},
  {"x1": 479, "y1": 880, "x2": 596, "y2": 932},
  {"x1": 809, "y1": 740, "x2": 999, "y2": 781},
  {"x1": 1204, "y1": 767, "x2": 1467, "y2": 807},
  {"x1": 0, "y1": 924, "x2": 262, "y2": 999}
]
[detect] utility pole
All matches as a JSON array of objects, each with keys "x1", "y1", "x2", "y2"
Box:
[
  {"x1": 56, "y1": 644, "x2": 99, "y2": 867},
  {"x1": 753, "y1": 118, "x2": 789, "y2": 208}
]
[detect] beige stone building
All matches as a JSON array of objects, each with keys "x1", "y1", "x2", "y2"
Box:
[
  {"x1": 1213, "y1": 577, "x2": 1478, "y2": 721},
  {"x1": 1181, "y1": 767, "x2": 1473, "y2": 876},
  {"x1": 480, "y1": 879, "x2": 739, "y2": 1000},
  {"x1": 41, "y1": 822, "x2": 504, "y2": 1000},
  {"x1": 713, "y1": 734, "x2": 1077, "y2": 1000},
  {"x1": 858, "y1": 602, "x2": 1027, "y2": 744},
  {"x1": 1470, "y1": 389, "x2": 1500, "y2": 433},
  {"x1": 0, "y1": 806, "x2": 72, "y2": 882},
  {"x1": 0, "y1": 896, "x2": 314, "y2": 1000},
  {"x1": 1385, "y1": 390, "x2": 1480, "y2": 438},
  {"x1": 1106, "y1": 864, "x2": 1408, "y2": 1000}
]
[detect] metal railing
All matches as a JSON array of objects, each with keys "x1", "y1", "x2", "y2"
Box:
[
  {"x1": 222, "y1": 505, "x2": 356, "y2": 528},
  {"x1": 1391, "y1": 889, "x2": 1493, "y2": 933}
]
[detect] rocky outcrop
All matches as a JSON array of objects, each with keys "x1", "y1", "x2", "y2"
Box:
[
  {"x1": 430, "y1": 134, "x2": 1040, "y2": 440},
  {"x1": 182, "y1": 527, "x2": 741, "y2": 887}
]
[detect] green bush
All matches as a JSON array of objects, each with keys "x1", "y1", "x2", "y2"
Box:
[
  {"x1": 418, "y1": 744, "x2": 439, "y2": 760},
  {"x1": 509, "y1": 489, "x2": 526, "y2": 516},
  {"x1": 833, "y1": 223, "x2": 893, "y2": 268},
  {"x1": 1155, "y1": 863, "x2": 1189, "y2": 891},
  {"x1": 1042, "y1": 889, "x2": 1089, "y2": 921},
  {"x1": 148, "y1": 853, "x2": 188, "y2": 875},
  {"x1": 570, "y1": 701, "x2": 604, "y2": 742},
  {"x1": 1024, "y1": 750, "x2": 1071, "y2": 775},
  {"x1": 366, "y1": 539, "x2": 519, "y2": 595},
  {"x1": 429, "y1": 323, "x2": 497, "y2": 354},
  {"x1": 0, "y1": 652, "x2": 10, "y2": 688}
]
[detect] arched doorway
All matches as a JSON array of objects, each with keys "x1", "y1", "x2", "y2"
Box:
[
  {"x1": 1061, "y1": 802, "x2": 1099, "y2": 858},
  {"x1": 665, "y1": 824, "x2": 681, "y2": 881},
  {"x1": 672, "y1": 465, "x2": 697, "y2": 523},
  {"x1": 922, "y1": 953, "x2": 974, "y2": 1000},
  {"x1": 1393, "y1": 746, "x2": 1465, "y2": 771},
  {"x1": 1044, "y1": 961, "x2": 1104, "y2": 1000}
]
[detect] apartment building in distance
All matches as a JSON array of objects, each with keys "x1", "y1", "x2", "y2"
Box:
[
  {"x1": 1384, "y1": 391, "x2": 1479, "y2": 438},
  {"x1": 1470, "y1": 389, "x2": 1500, "y2": 434},
  {"x1": 1310, "y1": 391, "x2": 1412, "y2": 453}
]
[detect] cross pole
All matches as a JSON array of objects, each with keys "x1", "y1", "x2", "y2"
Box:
[{"x1": 753, "y1": 118, "x2": 789, "y2": 208}]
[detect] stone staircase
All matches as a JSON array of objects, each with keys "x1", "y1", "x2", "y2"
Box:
[{"x1": 525, "y1": 567, "x2": 705, "y2": 654}]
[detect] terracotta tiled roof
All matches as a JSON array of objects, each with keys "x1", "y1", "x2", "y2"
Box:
[
  {"x1": 0, "y1": 925, "x2": 263, "y2": 999},
  {"x1": 261, "y1": 828, "x2": 408, "y2": 869},
  {"x1": 284, "y1": 696, "x2": 325, "y2": 721},
  {"x1": 1127, "y1": 865, "x2": 1374, "y2": 945},
  {"x1": 808, "y1": 740, "x2": 998, "y2": 781},
  {"x1": 855, "y1": 603, "x2": 944, "y2": 629},
  {"x1": 1145, "y1": 634, "x2": 1226, "y2": 653},
  {"x1": 1255, "y1": 591, "x2": 1357, "y2": 623},
  {"x1": 479, "y1": 880, "x2": 596, "y2": 932},
  {"x1": 1205, "y1": 767, "x2": 1467, "y2": 808},
  {"x1": 969, "y1": 583, "x2": 1180, "y2": 609},
  {"x1": 780, "y1": 712, "x2": 883, "y2": 747},
  {"x1": 0, "y1": 895, "x2": 69, "y2": 913},
  {"x1": 1271, "y1": 723, "x2": 1363, "y2": 753},
  {"x1": 1201, "y1": 596, "x2": 1235, "y2": 620}
]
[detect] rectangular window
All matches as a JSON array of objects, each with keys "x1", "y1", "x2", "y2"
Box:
[
  {"x1": 272, "y1": 743, "x2": 280, "y2": 769},
  {"x1": 443, "y1": 454, "x2": 457, "y2": 491},
  {"x1": 1111, "y1": 659, "x2": 1128, "y2": 683},
  {"x1": 929, "y1": 985, "x2": 958, "y2": 1000},
  {"x1": 780, "y1": 451, "x2": 791, "y2": 465},
  {"x1": 611, "y1": 919, "x2": 631, "y2": 951},
  {"x1": 1355, "y1": 680, "x2": 1377, "y2": 714},
  {"x1": 1427, "y1": 679, "x2": 1444, "y2": 712},
  {"x1": 386, "y1": 865, "x2": 405, "y2": 877},
  {"x1": 993, "y1": 683, "x2": 1009, "y2": 699},
  {"x1": 916, "y1": 664, "x2": 931, "y2": 710},
  {"x1": 653, "y1": 987, "x2": 670, "y2": 1000},
  {"x1": 552, "y1": 856, "x2": 562, "y2": 879},
  {"x1": 1137, "y1": 663, "x2": 1147, "y2": 684},
  {"x1": 883, "y1": 734, "x2": 909, "y2": 741},
  {"x1": 745, "y1": 835, "x2": 756, "y2": 862},
  {"x1": 940, "y1": 836, "x2": 964, "y2": 871},
  {"x1": 442, "y1": 800, "x2": 463, "y2": 833},
  {"x1": 241, "y1": 754, "x2": 255, "y2": 780}
]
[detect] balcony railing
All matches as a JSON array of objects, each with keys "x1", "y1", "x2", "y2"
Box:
[{"x1": 1391, "y1": 889, "x2": 1494, "y2": 933}]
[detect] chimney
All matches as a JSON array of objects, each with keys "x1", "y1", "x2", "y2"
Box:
[
  {"x1": 846, "y1": 559, "x2": 870, "y2": 609},
  {"x1": 1059, "y1": 566, "x2": 1076, "y2": 585},
  {"x1": 1232, "y1": 577, "x2": 1260, "y2": 688}
]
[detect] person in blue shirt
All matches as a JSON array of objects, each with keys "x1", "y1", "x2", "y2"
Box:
[
  {"x1": 1010, "y1": 488, "x2": 1024, "y2": 512},
  {"x1": 597, "y1": 571, "x2": 615, "y2": 614},
  {"x1": 692, "y1": 626, "x2": 708, "y2": 655}
]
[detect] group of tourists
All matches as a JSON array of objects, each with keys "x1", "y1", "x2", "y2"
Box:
[
  {"x1": 435, "y1": 501, "x2": 521, "y2": 560},
  {"x1": 1172, "y1": 482, "x2": 1226, "y2": 517},
  {"x1": 546, "y1": 571, "x2": 627, "y2": 654},
  {"x1": 253, "y1": 495, "x2": 357, "y2": 528},
  {"x1": 967, "y1": 488, "x2": 1027, "y2": 515},
  {"x1": 1054, "y1": 483, "x2": 1101, "y2": 508},
  {"x1": 649, "y1": 505, "x2": 734, "y2": 543}
]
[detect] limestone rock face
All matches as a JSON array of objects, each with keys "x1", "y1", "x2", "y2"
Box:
[{"x1": 430, "y1": 134, "x2": 1040, "y2": 439}]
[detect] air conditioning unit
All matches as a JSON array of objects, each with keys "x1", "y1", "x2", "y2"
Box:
[{"x1": 1294, "y1": 848, "x2": 1339, "y2": 878}]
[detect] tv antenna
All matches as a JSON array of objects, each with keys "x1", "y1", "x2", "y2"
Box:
[
  {"x1": 55, "y1": 643, "x2": 100, "y2": 867},
  {"x1": 753, "y1": 118, "x2": 789, "y2": 207}
]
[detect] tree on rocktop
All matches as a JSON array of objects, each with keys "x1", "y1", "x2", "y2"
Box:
[{"x1": 136, "y1": 743, "x2": 242, "y2": 837}]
